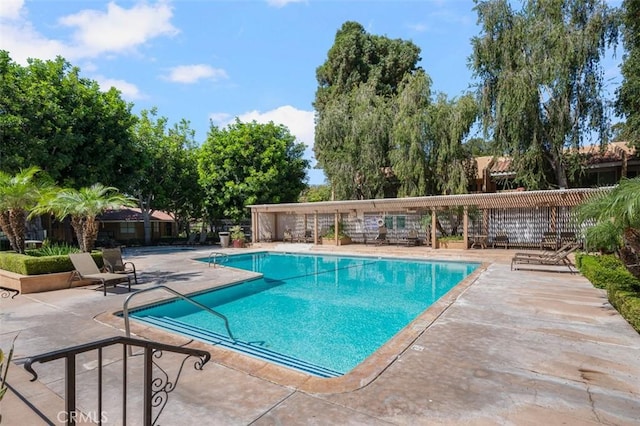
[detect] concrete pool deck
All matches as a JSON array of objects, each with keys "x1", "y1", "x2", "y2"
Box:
[{"x1": 1, "y1": 244, "x2": 639, "y2": 425}]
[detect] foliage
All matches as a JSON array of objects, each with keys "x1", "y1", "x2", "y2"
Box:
[
  {"x1": 314, "y1": 22, "x2": 421, "y2": 199},
  {"x1": 437, "y1": 235, "x2": 464, "y2": 242},
  {"x1": 0, "y1": 167, "x2": 53, "y2": 253},
  {"x1": 323, "y1": 222, "x2": 349, "y2": 239},
  {"x1": 0, "y1": 251, "x2": 102, "y2": 275},
  {"x1": 314, "y1": 22, "x2": 478, "y2": 200},
  {"x1": 229, "y1": 225, "x2": 245, "y2": 241},
  {"x1": 573, "y1": 177, "x2": 640, "y2": 258},
  {"x1": 198, "y1": 119, "x2": 309, "y2": 222},
  {"x1": 0, "y1": 51, "x2": 139, "y2": 189},
  {"x1": 26, "y1": 242, "x2": 80, "y2": 257},
  {"x1": 299, "y1": 184, "x2": 332, "y2": 202},
  {"x1": 577, "y1": 253, "x2": 640, "y2": 332},
  {"x1": 31, "y1": 184, "x2": 135, "y2": 253},
  {"x1": 129, "y1": 109, "x2": 203, "y2": 244},
  {"x1": 616, "y1": 0, "x2": 640, "y2": 147},
  {"x1": 470, "y1": 0, "x2": 620, "y2": 189}
]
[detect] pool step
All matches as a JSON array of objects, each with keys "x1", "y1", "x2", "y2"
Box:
[{"x1": 137, "y1": 315, "x2": 342, "y2": 378}]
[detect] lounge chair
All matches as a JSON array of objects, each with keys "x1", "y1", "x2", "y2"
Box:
[
  {"x1": 510, "y1": 242, "x2": 580, "y2": 273},
  {"x1": 102, "y1": 247, "x2": 138, "y2": 284},
  {"x1": 560, "y1": 231, "x2": 579, "y2": 248},
  {"x1": 375, "y1": 226, "x2": 389, "y2": 245},
  {"x1": 302, "y1": 229, "x2": 314, "y2": 243},
  {"x1": 185, "y1": 233, "x2": 198, "y2": 245},
  {"x1": 69, "y1": 253, "x2": 131, "y2": 296}
]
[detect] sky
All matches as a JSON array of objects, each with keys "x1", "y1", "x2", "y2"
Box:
[{"x1": 0, "y1": 0, "x2": 624, "y2": 185}]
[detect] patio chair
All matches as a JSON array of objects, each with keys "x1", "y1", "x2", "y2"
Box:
[
  {"x1": 69, "y1": 253, "x2": 131, "y2": 296},
  {"x1": 302, "y1": 229, "x2": 314, "y2": 243},
  {"x1": 102, "y1": 247, "x2": 138, "y2": 284},
  {"x1": 540, "y1": 231, "x2": 558, "y2": 250},
  {"x1": 404, "y1": 229, "x2": 420, "y2": 246},
  {"x1": 510, "y1": 242, "x2": 581, "y2": 273},
  {"x1": 283, "y1": 229, "x2": 293, "y2": 243},
  {"x1": 492, "y1": 232, "x2": 509, "y2": 249},
  {"x1": 375, "y1": 226, "x2": 389, "y2": 246},
  {"x1": 560, "y1": 231, "x2": 579, "y2": 248},
  {"x1": 262, "y1": 231, "x2": 273, "y2": 242}
]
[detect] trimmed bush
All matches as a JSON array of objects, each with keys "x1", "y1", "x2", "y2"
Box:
[
  {"x1": 0, "y1": 252, "x2": 103, "y2": 275},
  {"x1": 577, "y1": 253, "x2": 640, "y2": 333}
]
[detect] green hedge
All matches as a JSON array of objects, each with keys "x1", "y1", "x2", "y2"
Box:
[
  {"x1": 0, "y1": 252, "x2": 103, "y2": 275},
  {"x1": 576, "y1": 253, "x2": 640, "y2": 333}
]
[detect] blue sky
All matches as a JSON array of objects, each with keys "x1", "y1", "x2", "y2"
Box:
[{"x1": 0, "y1": 0, "x2": 623, "y2": 185}]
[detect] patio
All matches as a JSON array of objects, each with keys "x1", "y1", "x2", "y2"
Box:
[{"x1": 1, "y1": 244, "x2": 639, "y2": 425}]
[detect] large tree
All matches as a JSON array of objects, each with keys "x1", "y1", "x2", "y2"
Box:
[
  {"x1": 198, "y1": 120, "x2": 309, "y2": 222},
  {"x1": 617, "y1": 0, "x2": 640, "y2": 147},
  {"x1": 0, "y1": 51, "x2": 139, "y2": 189},
  {"x1": 470, "y1": 0, "x2": 619, "y2": 189},
  {"x1": 129, "y1": 109, "x2": 202, "y2": 244},
  {"x1": 314, "y1": 21, "x2": 422, "y2": 199}
]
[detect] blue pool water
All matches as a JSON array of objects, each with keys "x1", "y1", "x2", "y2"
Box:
[{"x1": 130, "y1": 252, "x2": 479, "y2": 377}]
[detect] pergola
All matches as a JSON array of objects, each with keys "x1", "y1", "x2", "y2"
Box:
[{"x1": 248, "y1": 187, "x2": 608, "y2": 249}]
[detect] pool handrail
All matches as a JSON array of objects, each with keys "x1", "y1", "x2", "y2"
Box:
[
  {"x1": 208, "y1": 251, "x2": 229, "y2": 268},
  {"x1": 122, "y1": 285, "x2": 236, "y2": 355}
]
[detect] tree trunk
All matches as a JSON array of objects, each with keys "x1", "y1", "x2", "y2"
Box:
[
  {"x1": 0, "y1": 211, "x2": 18, "y2": 253},
  {"x1": 71, "y1": 216, "x2": 85, "y2": 252},
  {"x1": 8, "y1": 209, "x2": 26, "y2": 254},
  {"x1": 84, "y1": 216, "x2": 98, "y2": 253},
  {"x1": 138, "y1": 194, "x2": 153, "y2": 246}
]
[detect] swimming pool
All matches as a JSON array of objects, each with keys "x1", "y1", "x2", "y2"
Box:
[{"x1": 129, "y1": 252, "x2": 479, "y2": 377}]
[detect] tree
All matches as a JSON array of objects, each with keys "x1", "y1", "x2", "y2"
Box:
[
  {"x1": 314, "y1": 22, "x2": 422, "y2": 199},
  {"x1": 197, "y1": 120, "x2": 309, "y2": 222},
  {"x1": 470, "y1": 0, "x2": 619, "y2": 189},
  {"x1": 573, "y1": 177, "x2": 640, "y2": 274},
  {"x1": 0, "y1": 167, "x2": 51, "y2": 253},
  {"x1": 129, "y1": 109, "x2": 202, "y2": 244},
  {"x1": 299, "y1": 184, "x2": 332, "y2": 202},
  {"x1": 32, "y1": 184, "x2": 135, "y2": 252},
  {"x1": 0, "y1": 51, "x2": 139, "y2": 188},
  {"x1": 616, "y1": 0, "x2": 640, "y2": 147}
]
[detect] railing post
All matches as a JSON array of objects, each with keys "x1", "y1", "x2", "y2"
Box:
[
  {"x1": 143, "y1": 347, "x2": 153, "y2": 425},
  {"x1": 66, "y1": 354, "x2": 76, "y2": 425}
]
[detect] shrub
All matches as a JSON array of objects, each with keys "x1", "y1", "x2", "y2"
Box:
[
  {"x1": 577, "y1": 254, "x2": 640, "y2": 333},
  {"x1": 0, "y1": 252, "x2": 103, "y2": 275}
]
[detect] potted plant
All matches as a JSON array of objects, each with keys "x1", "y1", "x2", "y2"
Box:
[
  {"x1": 437, "y1": 234, "x2": 465, "y2": 249},
  {"x1": 321, "y1": 223, "x2": 351, "y2": 245},
  {"x1": 230, "y1": 225, "x2": 246, "y2": 248}
]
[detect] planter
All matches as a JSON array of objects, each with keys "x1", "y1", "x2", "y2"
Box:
[
  {"x1": 320, "y1": 236, "x2": 352, "y2": 246},
  {"x1": 0, "y1": 268, "x2": 94, "y2": 294},
  {"x1": 437, "y1": 239, "x2": 467, "y2": 249},
  {"x1": 232, "y1": 239, "x2": 245, "y2": 248}
]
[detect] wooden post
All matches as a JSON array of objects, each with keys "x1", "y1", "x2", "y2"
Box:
[
  {"x1": 463, "y1": 206, "x2": 469, "y2": 250},
  {"x1": 314, "y1": 213, "x2": 318, "y2": 245},
  {"x1": 334, "y1": 211, "x2": 339, "y2": 245},
  {"x1": 431, "y1": 208, "x2": 437, "y2": 249}
]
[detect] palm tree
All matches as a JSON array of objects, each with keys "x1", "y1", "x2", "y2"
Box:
[
  {"x1": 574, "y1": 177, "x2": 640, "y2": 270},
  {"x1": 33, "y1": 184, "x2": 136, "y2": 252},
  {"x1": 0, "y1": 167, "x2": 51, "y2": 254}
]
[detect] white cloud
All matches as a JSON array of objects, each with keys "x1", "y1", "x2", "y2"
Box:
[
  {"x1": 266, "y1": 0, "x2": 305, "y2": 8},
  {"x1": 0, "y1": 1, "x2": 178, "y2": 64},
  {"x1": 237, "y1": 105, "x2": 315, "y2": 153},
  {"x1": 59, "y1": 1, "x2": 179, "y2": 58},
  {"x1": 407, "y1": 23, "x2": 428, "y2": 33},
  {"x1": 0, "y1": 0, "x2": 25, "y2": 19},
  {"x1": 94, "y1": 75, "x2": 145, "y2": 100},
  {"x1": 0, "y1": 21, "x2": 68, "y2": 64},
  {"x1": 164, "y1": 64, "x2": 228, "y2": 84}
]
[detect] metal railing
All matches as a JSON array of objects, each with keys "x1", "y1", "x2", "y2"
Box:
[
  {"x1": 208, "y1": 251, "x2": 229, "y2": 268},
  {"x1": 23, "y1": 336, "x2": 210, "y2": 426},
  {"x1": 122, "y1": 285, "x2": 236, "y2": 346}
]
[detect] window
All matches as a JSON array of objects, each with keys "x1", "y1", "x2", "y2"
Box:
[
  {"x1": 384, "y1": 216, "x2": 394, "y2": 230},
  {"x1": 120, "y1": 222, "x2": 136, "y2": 235}
]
